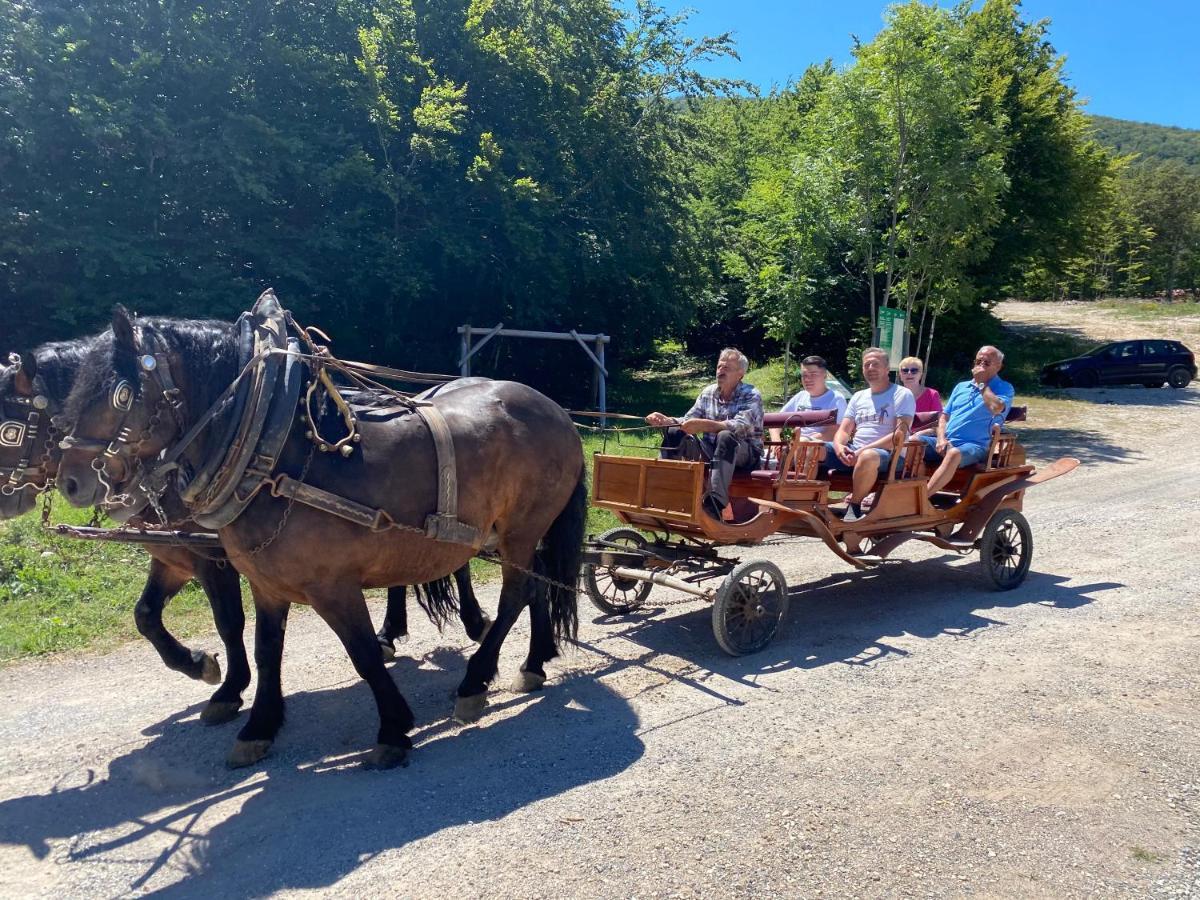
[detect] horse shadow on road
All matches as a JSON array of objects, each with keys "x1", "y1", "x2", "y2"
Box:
[
  {"x1": 0, "y1": 662, "x2": 642, "y2": 896},
  {"x1": 584, "y1": 553, "x2": 1122, "y2": 695}
]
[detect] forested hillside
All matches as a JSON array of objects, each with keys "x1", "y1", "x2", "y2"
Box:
[
  {"x1": 1, "y1": 0, "x2": 1197, "y2": 391},
  {"x1": 1089, "y1": 115, "x2": 1200, "y2": 171}
]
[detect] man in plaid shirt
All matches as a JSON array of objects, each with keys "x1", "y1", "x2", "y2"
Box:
[{"x1": 645, "y1": 348, "x2": 764, "y2": 520}]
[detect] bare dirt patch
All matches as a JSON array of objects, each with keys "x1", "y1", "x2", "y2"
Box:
[{"x1": 0, "y1": 303, "x2": 1197, "y2": 898}]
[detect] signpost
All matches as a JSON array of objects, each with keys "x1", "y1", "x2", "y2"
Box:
[{"x1": 877, "y1": 307, "x2": 907, "y2": 369}]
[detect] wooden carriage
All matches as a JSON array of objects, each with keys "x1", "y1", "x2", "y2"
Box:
[{"x1": 581, "y1": 408, "x2": 1077, "y2": 656}]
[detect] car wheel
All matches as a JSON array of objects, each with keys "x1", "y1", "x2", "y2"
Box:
[
  {"x1": 1167, "y1": 367, "x2": 1192, "y2": 389},
  {"x1": 1072, "y1": 369, "x2": 1099, "y2": 388}
]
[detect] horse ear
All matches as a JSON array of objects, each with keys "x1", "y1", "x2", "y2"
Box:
[
  {"x1": 112, "y1": 305, "x2": 137, "y2": 353},
  {"x1": 13, "y1": 351, "x2": 37, "y2": 395}
]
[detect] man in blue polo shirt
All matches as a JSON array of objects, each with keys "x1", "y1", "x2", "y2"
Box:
[{"x1": 920, "y1": 345, "x2": 1015, "y2": 495}]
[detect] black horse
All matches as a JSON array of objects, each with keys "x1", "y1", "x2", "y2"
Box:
[
  {"x1": 1, "y1": 343, "x2": 487, "y2": 726},
  {"x1": 57, "y1": 303, "x2": 585, "y2": 768}
]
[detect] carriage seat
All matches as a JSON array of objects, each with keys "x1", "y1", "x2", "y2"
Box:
[{"x1": 732, "y1": 406, "x2": 1026, "y2": 490}]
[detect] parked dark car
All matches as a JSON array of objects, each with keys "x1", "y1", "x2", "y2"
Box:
[{"x1": 1041, "y1": 339, "x2": 1196, "y2": 389}]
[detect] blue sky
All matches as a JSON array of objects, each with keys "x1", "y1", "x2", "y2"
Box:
[{"x1": 655, "y1": 1, "x2": 1200, "y2": 129}]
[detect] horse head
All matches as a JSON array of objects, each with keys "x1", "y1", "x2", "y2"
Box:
[
  {"x1": 56, "y1": 306, "x2": 188, "y2": 520},
  {"x1": 0, "y1": 350, "x2": 59, "y2": 517}
]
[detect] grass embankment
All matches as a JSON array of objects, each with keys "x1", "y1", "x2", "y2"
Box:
[
  {"x1": 1096, "y1": 298, "x2": 1200, "y2": 320},
  {"x1": 0, "y1": 503, "x2": 214, "y2": 663}
]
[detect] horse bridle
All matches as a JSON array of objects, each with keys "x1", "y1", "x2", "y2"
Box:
[
  {"x1": 58, "y1": 329, "x2": 187, "y2": 512},
  {"x1": 0, "y1": 359, "x2": 55, "y2": 496}
]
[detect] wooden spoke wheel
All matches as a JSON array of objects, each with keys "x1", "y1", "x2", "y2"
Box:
[
  {"x1": 979, "y1": 509, "x2": 1032, "y2": 590},
  {"x1": 712, "y1": 559, "x2": 789, "y2": 656},
  {"x1": 582, "y1": 527, "x2": 654, "y2": 615}
]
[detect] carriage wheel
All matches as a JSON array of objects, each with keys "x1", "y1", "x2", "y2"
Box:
[
  {"x1": 979, "y1": 509, "x2": 1033, "y2": 591},
  {"x1": 582, "y1": 527, "x2": 654, "y2": 615},
  {"x1": 711, "y1": 560, "x2": 789, "y2": 656}
]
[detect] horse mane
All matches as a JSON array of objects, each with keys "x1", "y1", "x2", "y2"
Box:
[
  {"x1": 64, "y1": 317, "x2": 240, "y2": 427},
  {"x1": 34, "y1": 339, "x2": 92, "y2": 401}
]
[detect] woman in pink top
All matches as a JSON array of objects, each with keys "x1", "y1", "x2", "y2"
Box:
[{"x1": 899, "y1": 355, "x2": 942, "y2": 433}]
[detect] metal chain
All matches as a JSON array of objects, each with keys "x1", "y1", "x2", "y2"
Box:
[{"x1": 242, "y1": 442, "x2": 318, "y2": 558}]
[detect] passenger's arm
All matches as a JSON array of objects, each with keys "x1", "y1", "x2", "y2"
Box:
[
  {"x1": 832, "y1": 417, "x2": 856, "y2": 464},
  {"x1": 935, "y1": 412, "x2": 950, "y2": 454}
]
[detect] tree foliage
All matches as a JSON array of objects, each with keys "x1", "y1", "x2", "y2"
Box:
[
  {"x1": 0, "y1": 0, "x2": 735, "y2": 385},
  {"x1": 2, "y1": 0, "x2": 1196, "y2": 399}
]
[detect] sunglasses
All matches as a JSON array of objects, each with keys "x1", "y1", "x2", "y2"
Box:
[{"x1": 899, "y1": 367, "x2": 921, "y2": 375}]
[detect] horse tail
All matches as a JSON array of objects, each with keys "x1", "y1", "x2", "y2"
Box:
[
  {"x1": 538, "y1": 464, "x2": 588, "y2": 646},
  {"x1": 413, "y1": 576, "x2": 459, "y2": 631}
]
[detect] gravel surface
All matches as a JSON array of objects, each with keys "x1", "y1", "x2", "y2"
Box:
[{"x1": 0, "y1": 303, "x2": 1197, "y2": 898}]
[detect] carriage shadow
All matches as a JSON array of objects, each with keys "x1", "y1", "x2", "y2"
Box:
[
  {"x1": 1009, "y1": 425, "x2": 1140, "y2": 466},
  {"x1": 1038, "y1": 383, "x2": 1200, "y2": 408},
  {"x1": 0, "y1": 669, "x2": 642, "y2": 895},
  {"x1": 585, "y1": 555, "x2": 1122, "y2": 690}
]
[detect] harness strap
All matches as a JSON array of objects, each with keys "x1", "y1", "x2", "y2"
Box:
[
  {"x1": 415, "y1": 404, "x2": 482, "y2": 547},
  {"x1": 335, "y1": 358, "x2": 457, "y2": 385},
  {"x1": 269, "y1": 475, "x2": 397, "y2": 532}
]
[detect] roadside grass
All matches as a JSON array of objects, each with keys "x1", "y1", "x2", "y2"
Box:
[
  {"x1": 1097, "y1": 299, "x2": 1200, "y2": 320},
  {"x1": 1130, "y1": 846, "x2": 1162, "y2": 863},
  {"x1": 0, "y1": 503, "x2": 216, "y2": 664}
]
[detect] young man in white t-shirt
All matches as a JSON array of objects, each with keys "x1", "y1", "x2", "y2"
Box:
[
  {"x1": 824, "y1": 347, "x2": 915, "y2": 522},
  {"x1": 776, "y1": 355, "x2": 847, "y2": 442}
]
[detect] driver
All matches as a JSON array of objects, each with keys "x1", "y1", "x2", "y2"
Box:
[{"x1": 645, "y1": 348, "x2": 763, "y2": 521}]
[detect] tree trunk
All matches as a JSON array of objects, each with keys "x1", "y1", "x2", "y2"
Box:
[
  {"x1": 916, "y1": 300, "x2": 929, "y2": 361},
  {"x1": 925, "y1": 312, "x2": 939, "y2": 371},
  {"x1": 782, "y1": 339, "x2": 791, "y2": 404}
]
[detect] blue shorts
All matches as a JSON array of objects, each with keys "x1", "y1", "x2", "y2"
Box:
[
  {"x1": 917, "y1": 434, "x2": 989, "y2": 468},
  {"x1": 823, "y1": 442, "x2": 901, "y2": 475}
]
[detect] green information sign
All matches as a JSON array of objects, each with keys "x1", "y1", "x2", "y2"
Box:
[{"x1": 877, "y1": 307, "x2": 907, "y2": 369}]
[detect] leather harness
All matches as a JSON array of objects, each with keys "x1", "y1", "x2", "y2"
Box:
[{"x1": 62, "y1": 290, "x2": 482, "y2": 548}]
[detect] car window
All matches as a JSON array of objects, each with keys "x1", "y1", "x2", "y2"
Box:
[
  {"x1": 1144, "y1": 340, "x2": 1174, "y2": 357},
  {"x1": 1104, "y1": 342, "x2": 1139, "y2": 360}
]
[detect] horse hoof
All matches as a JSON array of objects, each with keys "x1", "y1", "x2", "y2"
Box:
[
  {"x1": 226, "y1": 739, "x2": 272, "y2": 769},
  {"x1": 200, "y1": 700, "x2": 243, "y2": 726},
  {"x1": 452, "y1": 693, "x2": 487, "y2": 724},
  {"x1": 365, "y1": 743, "x2": 409, "y2": 770},
  {"x1": 379, "y1": 642, "x2": 396, "y2": 663},
  {"x1": 512, "y1": 670, "x2": 546, "y2": 693},
  {"x1": 199, "y1": 652, "x2": 222, "y2": 685}
]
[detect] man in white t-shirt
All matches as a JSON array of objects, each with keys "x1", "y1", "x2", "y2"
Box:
[
  {"x1": 776, "y1": 355, "x2": 847, "y2": 442},
  {"x1": 824, "y1": 347, "x2": 915, "y2": 523}
]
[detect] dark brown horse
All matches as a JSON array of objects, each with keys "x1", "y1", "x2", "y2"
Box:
[
  {"x1": 1, "y1": 344, "x2": 486, "y2": 726},
  {"x1": 57, "y1": 305, "x2": 586, "y2": 768}
]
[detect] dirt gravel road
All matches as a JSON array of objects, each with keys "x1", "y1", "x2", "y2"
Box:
[{"x1": 0, "y1": 304, "x2": 1197, "y2": 898}]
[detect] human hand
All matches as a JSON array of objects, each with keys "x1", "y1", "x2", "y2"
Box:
[
  {"x1": 835, "y1": 444, "x2": 855, "y2": 465},
  {"x1": 936, "y1": 438, "x2": 948, "y2": 455},
  {"x1": 645, "y1": 412, "x2": 668, "y2": 427}
]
